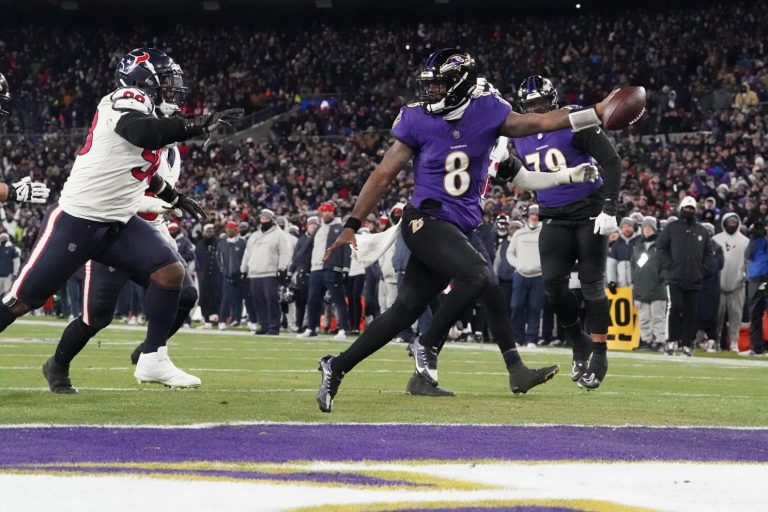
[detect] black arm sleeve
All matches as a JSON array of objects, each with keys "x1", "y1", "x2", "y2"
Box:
[
  {"x1": 114, "y1": 112, "x2": 189, "y2": 150},
  {"x1": 496, "y1": 155, "x2": 524, "y2": 182},
  {"x1": 572, "y1": 127, "x2": 621, "y2": 204}
]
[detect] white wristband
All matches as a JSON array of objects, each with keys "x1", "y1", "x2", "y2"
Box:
[{"x1": 569, "y1": 107, "x2": 601, "y2": 132}]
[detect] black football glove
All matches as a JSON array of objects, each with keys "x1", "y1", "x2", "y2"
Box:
[
  {"x1": 184, "y1": 108, "x2": 245, "y2": 136},
  {"x1": 172, "y1": 193, "x2": 206, "y2": 222},
  {"x1": 607, "y1": 281, "x2": 618, "y2": 294}
]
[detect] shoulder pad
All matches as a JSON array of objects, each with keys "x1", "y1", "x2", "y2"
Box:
[{"x1": 110, "y1": 88, "x2": 154, "y2": 115}]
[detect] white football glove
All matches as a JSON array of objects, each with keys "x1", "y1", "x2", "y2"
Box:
[
  {"x1": 137, "y1": 195, "x2": 175, "y2": 215},
  {"x1": 10, "y1": 177, "x2": 51, "y2": 204},
  {"x1": 593, "y1": 212, "x2": 619, "y2": 235},
  {"x1": 555, "y1": 163, "x2": 600, "y2": 185}
]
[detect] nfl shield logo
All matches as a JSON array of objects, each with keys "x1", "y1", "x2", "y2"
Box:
[{"x1": 68, "y1": 243, "x2": 77, "y2": 253}]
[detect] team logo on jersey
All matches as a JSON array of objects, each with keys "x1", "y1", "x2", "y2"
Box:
[
  {"x1": 410, "y1": 219, "x2": 424, "y2": 233},
  {"x1": 67, "y1": 243, "x2": 77, "y2": 252},
  {"x1": 120, "y1": 52, "x2": 150, "y2": 74}
]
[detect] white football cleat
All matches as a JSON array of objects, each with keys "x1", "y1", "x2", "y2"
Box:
[
  {"x1": 218, "y1": 322, "x2": 227, "y2": 331},
  {"x1": 333, "y1": 329, "x2": 347, "y2": 340},
  {"x1": 134, "y1": 347, "x2": 201, "y2": 388}
]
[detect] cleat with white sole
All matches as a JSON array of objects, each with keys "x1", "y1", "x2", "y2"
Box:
[{"x1": 134, "y1": 347, "x2": 201, "y2": 388}]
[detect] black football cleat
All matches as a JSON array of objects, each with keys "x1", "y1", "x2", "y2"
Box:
[
  {"x1": 130, "y1": 342, "x2": 144, "y2": 365},
  {"x1": 316, "y1": 355, "x2": 343, "y2": 413},
  {"x1": 411, "y1": 338, "x2": 438, "y2": 387},
  {"x1": 571, "y1": 360, "x2": 588, "y2": 382},
  {"x1": 42, "y1": 357, "x2": 78, "y2": 394},
  {"x1": 508, "y1": 362, "x2": 560, "y2": 394},
  {"x1": 577, "y1": 350, "x2": 608, "y2": 390},
  {"x1": 406, "y1": 371, "x2": 455, "y2": 397}
]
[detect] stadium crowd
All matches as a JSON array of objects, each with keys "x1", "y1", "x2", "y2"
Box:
[{"x1": 1, "y1": 1, "x2": 768, "y2": 355}]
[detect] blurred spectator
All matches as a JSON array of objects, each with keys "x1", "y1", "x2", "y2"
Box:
[
  {"x1": 493, "y1": 216, "x2": 518, "y2": 320},
  {"x1": 290, "y1": 216, "x2": 318, "y2": 332},
  {"x1": 631, "y1": 217, "x2": 667, "y2": 350},
  {"x1": 169, "y1": 221, "x2": 196, "y2": 329},
  {"x1": 745, "y1": 216, "x2": 768, "y2": 355},
  {"x1": 241, "y1": 209, "x2": 292, "y2": 335},
  {"x1": 217, "y1": 220, "x2": 247, "y2": 330},
  {"x1": 297, "y1": 202, "x2": 350, "y2": 339},
  {"x1": 507, "y1": 205, "x2": 542, "y2": 348},
  {"x1": 657, "y1": 197, "x2": 713, "y2": 356},
  {"x1": 713, "y1": 213, "x2": 749, "y2": 352},
  {"x1": 607, "y1": 217, "x2": 641, "y2": 293},
  {"x1": 195, "y1": 223, "x2": 222, "y2": 329},
  {"x1": 695, "y1": 223, "x2": 724, "y2": 352}
]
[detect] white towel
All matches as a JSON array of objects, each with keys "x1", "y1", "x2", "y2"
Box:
[{"x1": 353, "y1": 221, "x2": 402, "y2": 268}]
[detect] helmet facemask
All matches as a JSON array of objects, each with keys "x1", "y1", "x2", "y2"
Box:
[
  {"x1": 156, "y1": 65, "x2": 187, "y2": 117},
  {"x1": 517, "y1": 76, "x2": 558, "y2": 114}
]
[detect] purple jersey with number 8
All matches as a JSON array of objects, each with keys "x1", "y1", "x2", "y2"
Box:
[{"x1": 391, "y1": 93, "x2": 512, "y2": 232}]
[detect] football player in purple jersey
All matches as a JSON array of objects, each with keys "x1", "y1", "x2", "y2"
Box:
[
  {"x1": 512, "y1": 75, "x2": 623, "y2": 390},
  {"x1": 316, "y1": 49, "x2": 615, "y2": 412}
]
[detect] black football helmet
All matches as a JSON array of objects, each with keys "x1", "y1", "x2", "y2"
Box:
[
  {"x1": 115, "y1": 47, "x2": 187, "y2": 116},
  {"x1": 417, "y1": 48, "x2": 477, "y2": 116},
  {"x1": 517, "y1": 75, "x2": 558, "y2": 114},
  {"x1": 0, "y1": 73, "x2": 10, "y2": 121}
]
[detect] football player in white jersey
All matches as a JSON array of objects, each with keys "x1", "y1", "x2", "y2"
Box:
[
  {"x1": 43, "y1": 142, "x2": 201, "y2": 394},
  {"x1": 0, "y1": 49, "x2": 242, "y2": 390},
  {"x1": 0, "y1": 73, "x2": 51, "y2": 205}
]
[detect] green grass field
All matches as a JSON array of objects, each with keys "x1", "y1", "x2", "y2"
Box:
[{"x1": 1, "y1": 318, "x2": 767, "y2": 426}]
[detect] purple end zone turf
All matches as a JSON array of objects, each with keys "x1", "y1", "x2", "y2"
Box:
[{"x1": 1, "y1": 425, "x2": 766, "y2": 465}]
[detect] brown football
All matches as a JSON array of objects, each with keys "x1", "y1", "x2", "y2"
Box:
[{"x1": 601, "y1": 86, "x2": 646, "y2": 130}]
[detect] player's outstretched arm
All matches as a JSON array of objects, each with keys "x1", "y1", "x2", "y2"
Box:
[
  {"x1": 499, "y1": 156, "x2": 599, "y2": 190},
  {"x1": 500, "y1": 90, "x2": 618, "y2": 138},
  {"x1": 115, "y1": 109, "x2": 244, "y2": 150},
  {"x1": 324, "y1": 140, "x2": 413, "y2": 260}
]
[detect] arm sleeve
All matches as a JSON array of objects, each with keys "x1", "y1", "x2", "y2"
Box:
[
  {"x1": 137, "y1": 195, "x2": 172, "y2": 214},
  {"x1": 572, "y1": 127, "x2": 621, "y2": 204},
  {"x1": 606, "y1": 256, "x2": 618, "y2": 283},
  {"x1": 115, "y1": 112, "x2": 189, "y2": 150},
  {"x1": 511, "y1": 166, "x2": 564, "y2": 190},
  {"x1": 656, "y1": 229, "x2": 671, "y2": 273}
]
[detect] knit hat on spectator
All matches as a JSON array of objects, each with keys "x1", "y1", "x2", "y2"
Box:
[
  {"x1": 318, "y1": 201, "x2": 336, "y2": 213},
  {"x1": 0, "y1": 233, "x2": 9, "y2": 243},
  {"x1": 620, "y1": 217, "x2": 634, "y2": 228},
  {"x1": 679, "y1": 196, "x2": 697, "y2": 211},
  {"x1": 667, "y1": 216, "x2": 678, "y2": 223},
  {"x1": 306, "y1": 216, "x2": 319, "y2": 226},
  {"x1": 203, "y1": 223, "x2": 215, "y2": 231},
  {"x1": 702, "y1": 222, "x2": 715, "y2": 236},
  {"x1": 630, "y1": 212, "x2": 644, "y2": 224},
  {"x1": 225, "y1": 220, "x2": 238, "y2": 229},
  {"x1": 259, "y1": 208, "x2": 276, "y2": 220},
  {"x1": 287, "y1": 225, "x2": 299, "y2": 235},
  {"x1": 510, "y1": 220, "x2": 524, "y2": 229},
  {"x1": 239, "y1": 221, "x2": 250, "y2": 231},
  {"x1": 641, "y1": 216, "x2": 657, "y2": 232}
]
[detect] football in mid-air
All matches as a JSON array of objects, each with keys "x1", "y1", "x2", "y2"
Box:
[{"x1": 601, "y1": 86, "x2": 647, "y2": 130}]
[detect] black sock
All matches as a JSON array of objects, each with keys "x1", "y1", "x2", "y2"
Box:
[
  {"x1": 563, "y1": 320, "x2": 591, "y2": 361},
  {"x1": 168, "y1": 304, "x2": 193, "y2": 338},
  {"x1": 0, "y1": 303, "x2": 15, "y2": 332},
  {"x1": 481, "y1": 285, "x2": 517, "y2": 353},
  {"x1": 142, "y1": 282, "x2": 181, "y2": 353},
  {"x1": 332, "y1": 302, "x2": 420, "y2": 375},
  {"x1": 591, "y1": 341, "x2": 607, "y2": 355},
  {"x1": 502, "y1": 348, "x2": 522, "y2": 369},
  {"x1": 54, "y1": 317, "x2": 99, "y2": 367}
]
